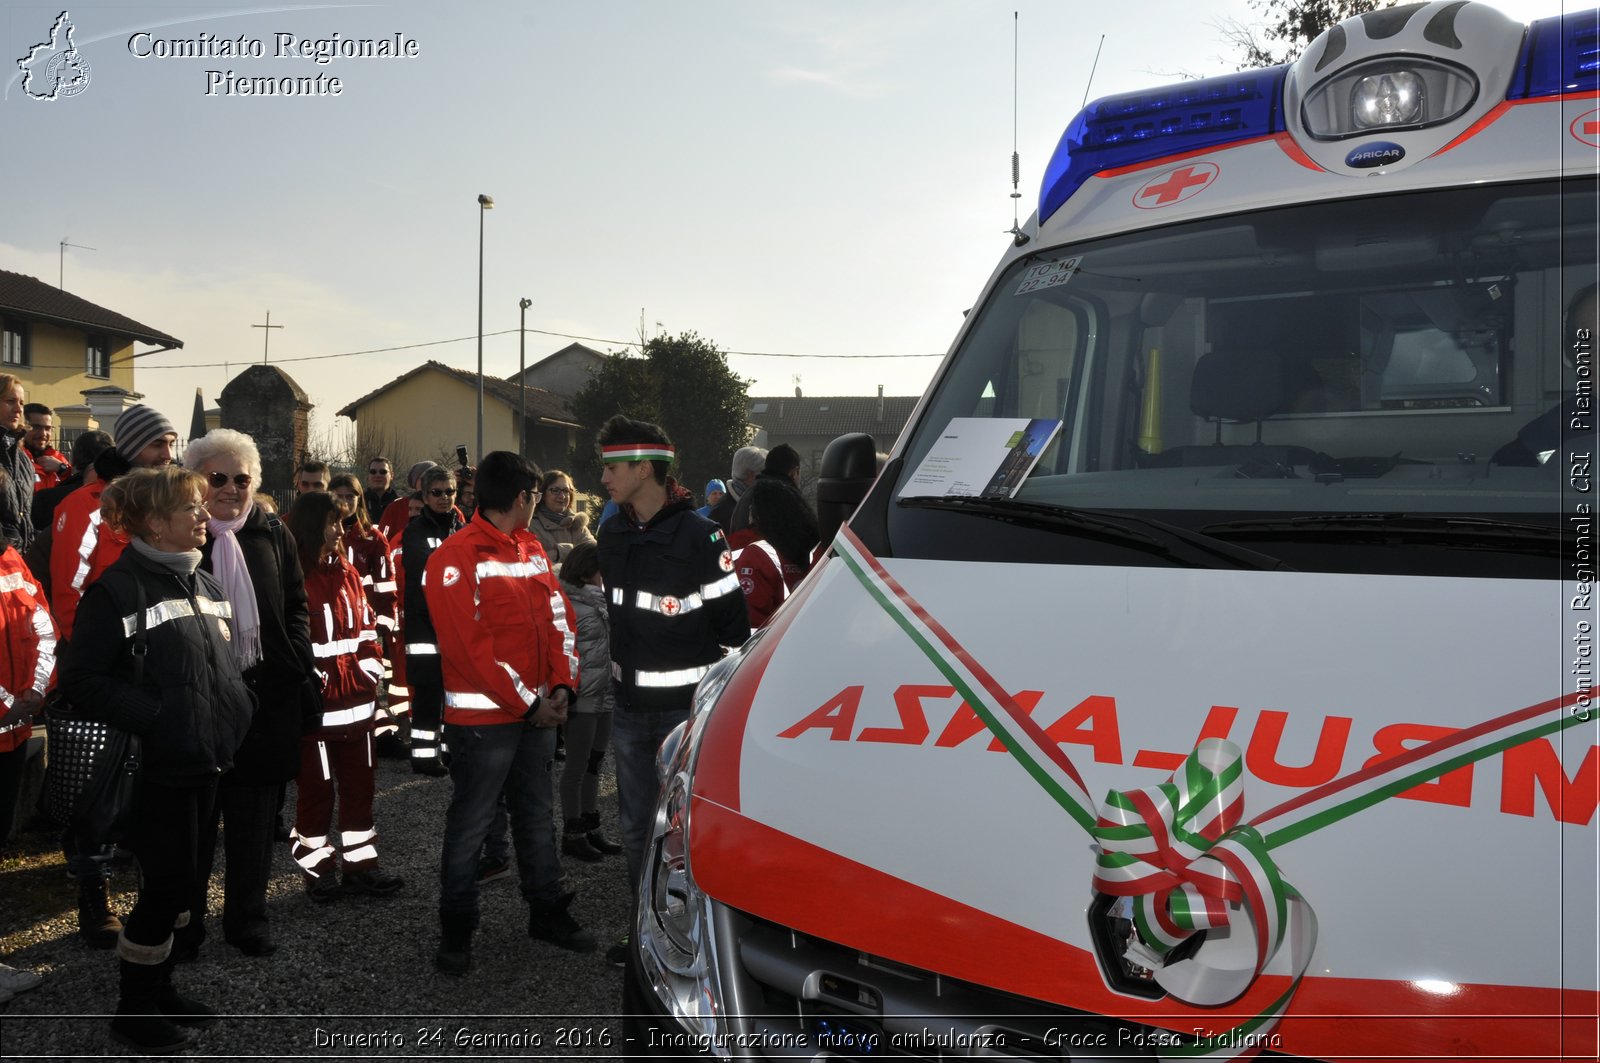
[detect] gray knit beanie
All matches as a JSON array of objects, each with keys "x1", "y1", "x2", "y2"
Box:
[{"x1": 113, "y1": 405, "x2": 177, "y2": 463}]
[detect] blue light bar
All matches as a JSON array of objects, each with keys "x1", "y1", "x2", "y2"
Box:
[
  {"x1": 1039, "y1": 67, "x2": 1287, "y2": 224},
  {"x1": 1508, "y1": 7, "x2": 1600, "y2": 99}
]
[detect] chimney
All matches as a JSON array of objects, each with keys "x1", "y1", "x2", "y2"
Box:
[{"x1": 877, "y1": 384, "x2": 884, "y2": 422}]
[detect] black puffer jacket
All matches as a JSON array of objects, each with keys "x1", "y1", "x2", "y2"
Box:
[
  {"x1": 597, "y1": 489, "x2": 751, "y2": 714},
  {"x1": 199, "y1": 506, "x2": 314, "y2": 785},
  {"x1": 62, "y1": 547, "x2": 256, "y2": 786}
]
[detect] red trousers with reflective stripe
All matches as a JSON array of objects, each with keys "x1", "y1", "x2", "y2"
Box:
[{"x1": 293, "y1": 733, "x2": 378, "y2": 874}]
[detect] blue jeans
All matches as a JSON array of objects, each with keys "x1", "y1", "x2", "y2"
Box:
[
  {"x1": 611, "y1": 705, "x2": 688, "y2": 892},
  {"x1": 438, "y1": 721, "x2": 562, "y2": 923}
]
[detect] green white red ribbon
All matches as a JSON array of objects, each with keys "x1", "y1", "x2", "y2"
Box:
[
  {"x1": 831, "y1": 524, "x2": 1592, "y2": 1060},
  {"x1": 601, "y1": 444, "x2": 675, "y2": 463}
]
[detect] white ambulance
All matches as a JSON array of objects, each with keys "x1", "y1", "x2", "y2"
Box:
[{"x1": 625, "y1": 3, "x2": 1599, "y2": 1059}]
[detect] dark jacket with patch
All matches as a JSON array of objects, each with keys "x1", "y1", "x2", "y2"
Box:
[
  {"x1": 598, "y1": 488, "x2": 750, "y2": 714},
  {"x1": 199, "y1": 506, "x2": 314, "y2": 785},
  {"x1": 62, "y1": 548, "x2": 256, "y2": 786}
]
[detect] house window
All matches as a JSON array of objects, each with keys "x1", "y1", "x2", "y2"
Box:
[
  {"x1": 86, "y1": 335, "x2": 110, "y2": 378},
  {"x1": 1, "y1": 317, "x2": 28, "y2": 368}
]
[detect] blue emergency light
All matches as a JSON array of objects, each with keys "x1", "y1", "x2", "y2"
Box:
[
  {"x1": 1508, "y1": 8, "x2": 1600, "y2": 99},
  {"x1": 1038, "y1": 68, "x2": 1286, "y2": 223}
]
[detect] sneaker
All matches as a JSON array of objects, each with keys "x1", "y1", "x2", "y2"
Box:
[
  {"x1": 343, "y1": 868, "x2": 404, "y2": 896},
  {"x1": 0, "y1": 963, "x2": 44, "y2": 996},
  {"x1": 527, "y1": 892, "x2": 596, "y2": 953},
  {"x1": 410, "y1": 757, "x2": 449, "y2": 777},
  {"x1": 476, "y1": 857, "x2": 512, "y2": 885},
  {"x1": 606, "y1": 936, "x2": 631, "y2": 969}
]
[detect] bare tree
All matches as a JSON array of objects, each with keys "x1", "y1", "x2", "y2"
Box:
[{"x1": 1219, "y1": 0, "x2": 1397, "y2": 69}]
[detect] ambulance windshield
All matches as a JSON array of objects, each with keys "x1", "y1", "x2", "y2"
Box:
[{"x1": 901, "y1": 179, "x2": 1594, "y2": 535}]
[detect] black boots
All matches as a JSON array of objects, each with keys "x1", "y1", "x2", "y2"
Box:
[
  {"x1": 156, "y1": 957, "x2": 218, "y2": 1027},
  {"x1": 581, "y1": 812, "x2": 622, "y2": 855},
  {"x1": 109, "y1": 948, "x2": 196, "y2": 1054},
  {"x1": 435, "y1": 911, "x2": 474, "y2": 975},
  {"x1": 527, "y1": 891, "x2": 596, "y2": 953},
  {"x1": 561, "y1": 819, "x2": 604, "y2": 862},
  {"x1": 77, "y1": 875, "x2": 121, "y2": 949}
]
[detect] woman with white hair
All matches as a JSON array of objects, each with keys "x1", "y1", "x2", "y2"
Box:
[{"x1": 176, "y1": 429, "x2": 314, "y2": 960}]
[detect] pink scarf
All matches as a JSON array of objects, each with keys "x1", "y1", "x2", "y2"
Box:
[{"x1": 208, "y1": 500, "x2": 262, "y2": 669}]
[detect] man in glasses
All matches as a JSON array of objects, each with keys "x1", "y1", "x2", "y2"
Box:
[
  {"x1": 426, "y1": 450, "x2": 590, "y2": 973},
  {"x1": 400, "y1": 466, "x2": 464, "y2": 775},
  {"x1": 364, "y1": 456, "x2": 400, "y2": 524},
  {"x1": 22, "y1": 403, "x2": 70, "y2": 492}
]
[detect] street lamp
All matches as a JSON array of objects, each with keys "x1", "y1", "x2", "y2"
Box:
[
  {"x1": 518, "y1": 297, "x2": 532, "y2": 456},
  {"x1": 476, "y1": 193, "x2": 495, "y2": 462}
]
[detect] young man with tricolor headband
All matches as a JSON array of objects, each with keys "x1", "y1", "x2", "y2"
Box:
[{"x1": 595, "y1": 415, "x2": 750, "y2": 962}]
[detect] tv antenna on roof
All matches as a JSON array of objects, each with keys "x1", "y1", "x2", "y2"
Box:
[{"x1": 59, "y1": 238, "x2": 95, "y2": 289}]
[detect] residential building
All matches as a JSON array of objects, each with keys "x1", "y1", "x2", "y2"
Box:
[
  {"x1": 337, "y1": 360, "x2": 583, "y2": 475},
  {"x1": 745, "y1": 388, "x2": 920, "y2": 480},
  {"x1": 0, "y1": 269, "x2": 182, "y2": 438}
]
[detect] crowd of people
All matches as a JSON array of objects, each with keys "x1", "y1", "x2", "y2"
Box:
[{"x1": 0, "y1": 371, "x2": 830, "y2": 1052}]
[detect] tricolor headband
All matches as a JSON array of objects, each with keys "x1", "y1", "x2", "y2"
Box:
[{"x1": 601, "y1": 443, "x2": 676, "y2": 463}]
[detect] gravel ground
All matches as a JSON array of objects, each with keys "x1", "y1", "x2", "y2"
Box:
[{"x1": 0, "y1": 748, "x2": 640, "y2": 1061}]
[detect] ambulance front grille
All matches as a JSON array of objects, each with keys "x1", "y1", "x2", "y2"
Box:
[{"x1": 722, "y1": 913, "x2": 1162, "y2": 1061}]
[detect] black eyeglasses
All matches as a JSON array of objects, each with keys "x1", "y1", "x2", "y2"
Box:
[
  {"x1": 207, "y1": 472, "x2": 253, "y2": 489},
  {"x1": 428, "y1": 487, "x2": 456, "y2": 498},
  {"x1": 547, "y1": 486, "x2": 571, "y2": 495}
]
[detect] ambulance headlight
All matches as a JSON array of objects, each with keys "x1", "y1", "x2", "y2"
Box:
[
  {"x1": 637, "y1": 771, "x2": 731, "y2": 1053},
  {"x1": 1300, "y1": 57, "x2": 1477, "y2": 139},
  {"x1": 1352, "y1": 69, "x2": 1424, "y2": 127}
]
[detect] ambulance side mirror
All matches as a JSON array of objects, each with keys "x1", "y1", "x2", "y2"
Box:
[{"x1": 816, "y1": 433, "x2": 879, "y2": 549}]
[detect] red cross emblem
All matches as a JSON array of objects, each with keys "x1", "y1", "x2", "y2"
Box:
[
  {"x1": 1572, "y1": 108, "x2": 1600, "y2": 148},
  {"x1": 1133, "y1": 162, "x2": 1219, "y2": 209},
  {"x1": 659, "y1": 595, "x2": 681, "y2": 616},
  {"x1": 718, "y1": 550, "x2": 733, "y2": 572}
]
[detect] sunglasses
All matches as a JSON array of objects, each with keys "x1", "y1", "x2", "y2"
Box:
[
  {"x1": 368, "y1": 468, "x2": 389, "y2": 475},
  {"x1": 207, "y1": 472, "x2": 253, "y2": 489},
  {"x1": 428, "y1": 487, "x2": 456, "y2": 498}
]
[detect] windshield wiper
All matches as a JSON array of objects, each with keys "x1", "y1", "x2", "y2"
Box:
[
  {"x1": 899, "y1": 496, "x2": 1289, "y2": 570},
  {"x1": 1201, "y1": 513, "x2": 1561, "y2": 555}
]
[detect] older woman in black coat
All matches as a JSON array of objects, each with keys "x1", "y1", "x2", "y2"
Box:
[{"x1": 178, "y1": 429, "x2": 315, "y2": 960}]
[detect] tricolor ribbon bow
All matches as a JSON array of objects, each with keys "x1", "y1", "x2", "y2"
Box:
[{"x1": 1092, "y1": 738, "x2": 1314, "y2": 1011}]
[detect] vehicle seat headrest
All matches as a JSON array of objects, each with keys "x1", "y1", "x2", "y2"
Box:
[{"x1": 1190, "y1": 349, "x2": 1285, "y2": 422}]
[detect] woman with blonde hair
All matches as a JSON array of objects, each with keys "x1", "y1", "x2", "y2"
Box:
[
  {"x1": 0, "y1": 373, "x2": 34, "y2": 551},
  {"x1": 62, "y1": 466, "x2": 255, "y2": 1052}
]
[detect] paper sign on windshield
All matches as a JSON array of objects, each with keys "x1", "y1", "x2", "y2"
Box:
[
  {"x1": 901, "y1": 418, "x2": 1063, "y2": 499},
  {"x1": 1014, "y1": 257, "x2": 1080, "y2": 295}
]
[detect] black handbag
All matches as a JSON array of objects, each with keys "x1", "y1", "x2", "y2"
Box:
[{"x1": 44, "y1": 579, "x2": 147, "y2": 842}]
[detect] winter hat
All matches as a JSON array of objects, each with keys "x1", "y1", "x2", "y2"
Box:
[
  {"x1": 406, "y1": 460, "x2": 438, "y2": 489},
  {"x1": 705, "y1": 479, "x2": 726, "y2": 497},
  {"x1": 113, "y1": 405, "x2": 177, "y2": 463}
]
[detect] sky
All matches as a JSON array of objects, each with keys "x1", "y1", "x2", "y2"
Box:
[{"x1": 0, "y1": 0, "x2": 1577, "y2": 452}]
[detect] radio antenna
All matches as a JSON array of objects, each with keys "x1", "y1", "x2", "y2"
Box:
[
  {"x1": 1007, "y1": 12, "x2": 1029, "y2": 247},
  {"x1": 1081, "y1": 34, "x2": 1106, "y2": 110}
]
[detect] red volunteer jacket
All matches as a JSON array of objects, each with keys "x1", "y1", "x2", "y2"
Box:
[
  {"x1": 49, "y1": 480, "x2": 128, "y2": 641},
  {"x1": 424, "y1": 513, "x2": 577, "y2": 727},
  {"x1": 342, "y1": 524, "x2": 397, "y2": 637},
  {"x1": 732, "y1": 537, "x2": 789, "y2": 630},
  {"x1": 1, "y1": 546, "x2": 57, "y2": 752},
  {"x1": 30, "y1": 447, "x2": 70, "y2": 492},
  {"x1": 304, "y1": 553, "x2": 383, "y2": 735}
]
